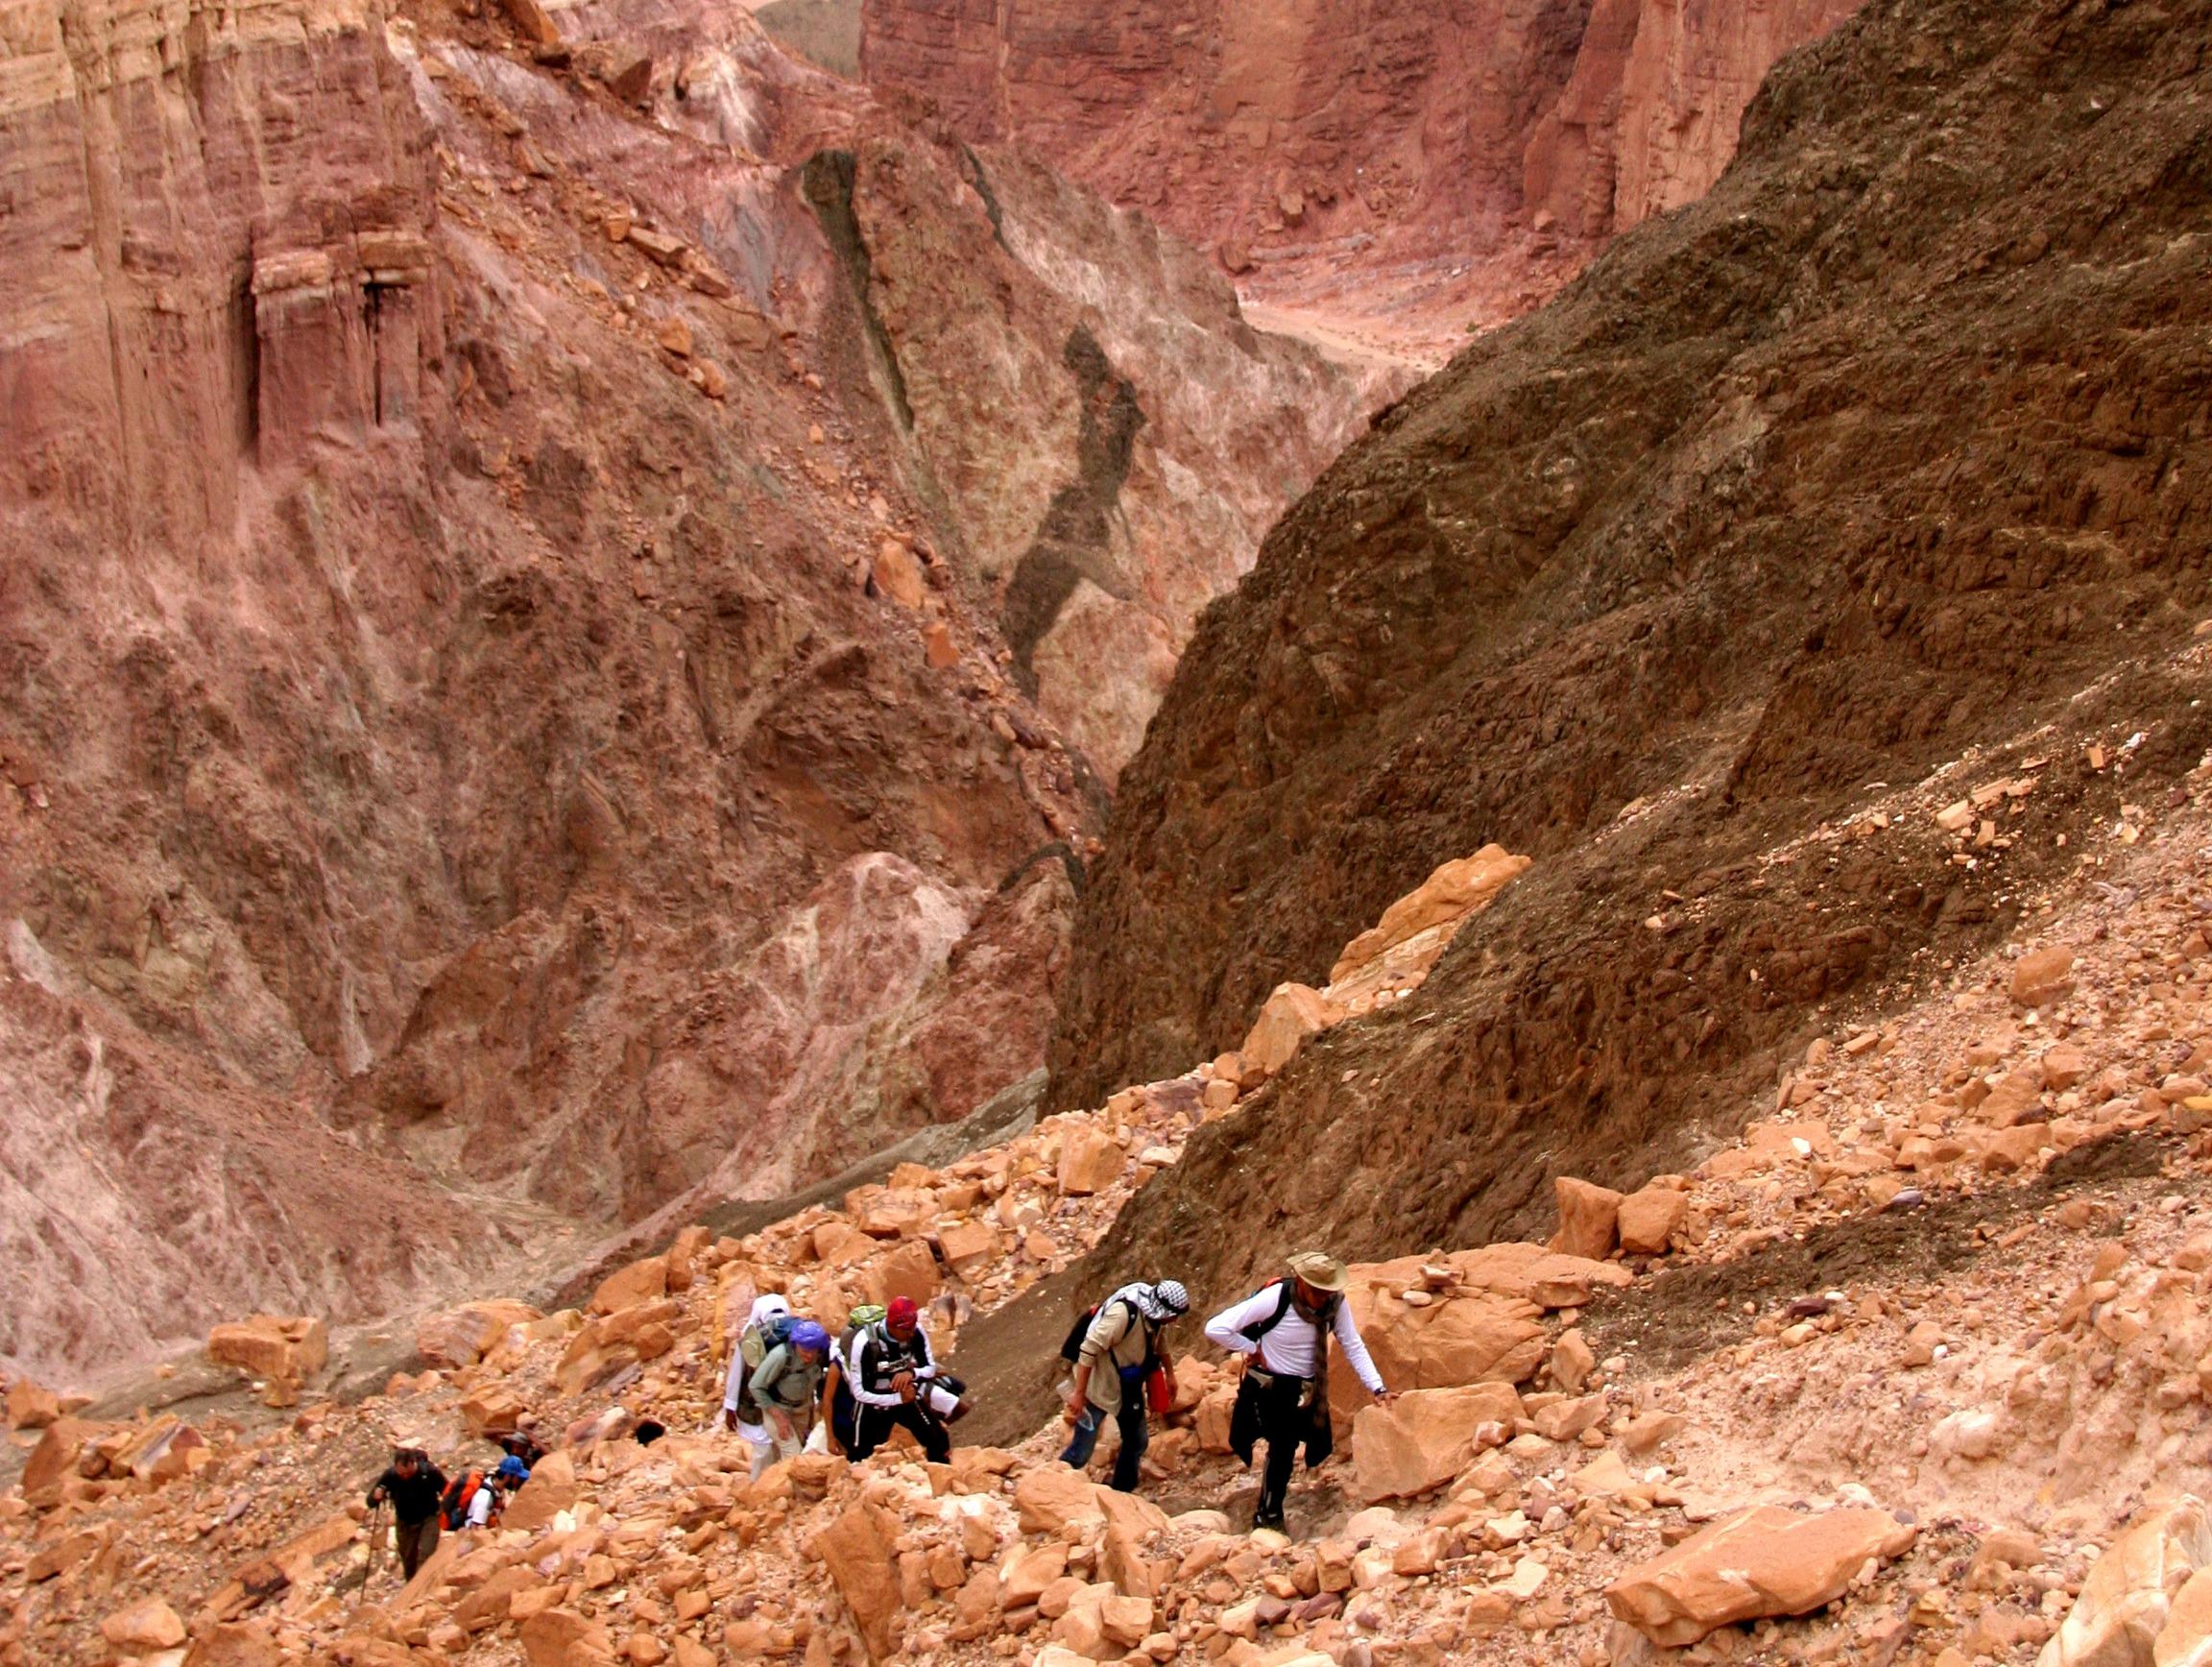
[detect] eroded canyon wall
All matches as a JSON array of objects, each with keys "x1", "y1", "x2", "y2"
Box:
[
  {"x1": 859, "y1": 0, "x2": 1862, "y2": 330},
  {"x1": 0, "y1": 0, "x2": 1370, "y2": 1380}
]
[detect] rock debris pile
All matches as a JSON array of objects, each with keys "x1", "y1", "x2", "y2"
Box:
[{"x1": 11, "y1": 811, "x2": 2212, "y2": 1667}]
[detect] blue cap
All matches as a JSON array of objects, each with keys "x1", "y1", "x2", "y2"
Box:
[
  {"x1": 494, "y1": 1456, "x2": 531, "y2": 1484},
  {"x1": 790, "y1": 1320, "x2": 831, "y2": 1352}
]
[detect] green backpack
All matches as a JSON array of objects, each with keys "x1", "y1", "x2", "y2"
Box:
[{"x1": 838, "y1": 1304, "x2": 887, "y2": 1365}]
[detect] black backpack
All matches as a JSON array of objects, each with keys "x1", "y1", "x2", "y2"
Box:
[
  {"x1": 1059, "y1": 1300, "x2": 1104, "y2": 1365},
  {"x1": 1060, "y1": 1293, "x2": 1162, "y2": 1367}
]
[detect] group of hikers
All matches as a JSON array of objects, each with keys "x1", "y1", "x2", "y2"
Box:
[
  {"x1": 367, "y1": 1247, "x2": 1390, "y2": 1578},
  {"x1": 720, "y1": 1293, "x2": 971, "y2": 1475}
]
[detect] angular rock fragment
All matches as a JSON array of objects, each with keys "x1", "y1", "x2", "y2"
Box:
[{"x1": 1606, "y1": 1506, "x2": 1917, "y2": 1645}]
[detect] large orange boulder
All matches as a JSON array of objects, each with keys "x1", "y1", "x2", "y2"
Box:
[
  {"x1": 206, "y1": 1316, "x2": 327, "y2": 1383},
  {"x1": 100, "y1": 1595, "x2": 186, "y2": 1654},
  {"x1": 664, "y1": 1224, "x2": 711, "y2": 1290},
  {"x1": 1616, "y1": 1185, "x2": 1689, "y2": 1254},
  {"x1": 1549, "y1": 1176, "x2": 1623, "y2": 1260},
  {"x1": 864, "y1": 1238, "x2": 942, "y2": 1307},
  {"x1": 1329, "y1": 845, "x2": 1531, "y2": 985},
  {"x1": 1056, "y1": 1123, "x2": 1125, "y2": 1196},
  {"x1": 417, "y1": 1300, "x2": 541, "y2": 1367},
  {"x1": 1606, "y1": 1507, "x2": 1917, "y2": 1645},
  {"x1": 1196, "y1": 1385, "x2": 1238, "y2": 1453},
  {"x1": 1445, "y1": 1242, "x2": 1633, "y2": 1307},
  {"x1": 2012, "y1": 945, "x2": 2077, "y2": 1007},
  {"x1": 517, "y1": 1607, "x2": 616, "y2": 1667},
  {"x1": 1332, "y1": 1268, "x2": 1545, "y2": 1428},
  {"x1": 1351, "y1": 1384, "x2": 1522, "y2": 1502},
  {"x1": 502, "y1": 1450, "x2": 580, "y2": 1533},
  {"x1": 1239, "y1": 983, "x2": 1345, "y2": 1077},
  {"x1": 1003, "y1": 1542, "x2": 1070, "y2": 1607},
  {"x1": 1015, "y1": 1464, "x2": 1107, "y2": 1535},
  {"x1": 181, "y1": 1621, "x2": 284, "y2": 1666},
  {"x1": 6, "y1": 1379, "x2": 62, "y2": 1429},
  {"x1": 2039, "y1": 1497, "x2": 2212, "y2": 1667},
  {"x1": 588, "y1": 1256, "x2": 666, "y2": 1315},
  {"x1": 23, "y1": 1416, "x2": 117, "y2": 1499},
  {"x1": 461, "y1": 1386, "x2": 530, "y2": 1437},
  {"x1": 938, "y1": 1219, "x2": 1001, "y2": 1275}
]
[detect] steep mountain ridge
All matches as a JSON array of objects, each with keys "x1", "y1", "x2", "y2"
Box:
[
  {"x1": 1049, "y1": 0, "x2": 2212, "y2": 1295},
  {"x1": 0, "y1": 0, "x2": 1375, "y2": 1380}
]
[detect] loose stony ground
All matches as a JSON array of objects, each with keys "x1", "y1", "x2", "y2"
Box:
[{"x1": 9, "y1": 755, "x2": 2212, "y2": 1667}]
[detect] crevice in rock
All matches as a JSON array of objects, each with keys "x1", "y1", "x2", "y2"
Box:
[
  {"x1": 959, "y1": 144, "x2": 1011, "y2": 254},
  {"x1": 998, "y1": 838, "x2": 1087, "y2": 900},
  {"x1": 800, "y1": 149, "x2": 914, "y2": 434}
]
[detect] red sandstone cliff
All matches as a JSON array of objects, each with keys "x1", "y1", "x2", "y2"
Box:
[
  {"x1": 859, "y1": 0, "x2": 1863, "y2": 347},
  {"x1": 0, "y1": 0, "x2": 1372, "y2": 1382}
]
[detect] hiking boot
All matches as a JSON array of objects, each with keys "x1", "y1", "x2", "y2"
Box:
[{"x1": 1252, "y1": 1508, "x2": 1286, "y2": 1533}]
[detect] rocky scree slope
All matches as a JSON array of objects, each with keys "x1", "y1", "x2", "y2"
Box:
[
  {"x1": 857, "y1": 0, "x2": 1860, "y2": 349},
  {"x1": 1049, "y1": 0, "x2": 2212, "y2": 1298},
  {"x1": 0, "y1": 0, "x2": 1371, "y2": 1382},
  {"x1": 12, "y1": 798, "x2": 2212, "y2": 1667}
]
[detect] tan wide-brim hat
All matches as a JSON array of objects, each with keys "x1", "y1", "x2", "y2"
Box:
[{"x1": 1286, "y1": 1251, "x2": 1349, "y2": 1293}]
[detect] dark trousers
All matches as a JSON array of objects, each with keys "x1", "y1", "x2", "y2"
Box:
[
  {"x1": 395, "y1": 1513, "x2": 440, "y2": 1580},
  {"x1": 1258, "y1": 1418, "x2": 1301, "y2": 1523},
  {"x1": 851, "y1": 1401, "x2": 950, "y2": 1463},
  {"x1": 1060, "y1": 1396, "x2": 1149, "y2": 1491},
  {"x1": 1234, "y1": 1371, "x2": 1319, "y2": 1524},
  {"x1": 830, "y1": 1381, "x2": 858, "y2": 1454}
]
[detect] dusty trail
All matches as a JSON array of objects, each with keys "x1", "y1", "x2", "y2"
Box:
[{"x1": 1239, "y1": 303, "x2": 1448, "y2": 380}]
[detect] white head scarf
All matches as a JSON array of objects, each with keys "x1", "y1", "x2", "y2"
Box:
[
  {"x1": 1112, "y1": 1282, "x2": 1179, "y2": 1322},
  {"x1": 747, "y1": 1293, "x2": 791, "y2": 1329}
]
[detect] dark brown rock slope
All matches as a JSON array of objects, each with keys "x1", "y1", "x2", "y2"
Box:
[{"x1": 1052, "y1": 0, "x2": 2212, "y2": 1297}]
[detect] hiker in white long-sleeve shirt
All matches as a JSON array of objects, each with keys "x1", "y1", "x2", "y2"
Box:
[
  {"x1": 1204, "y1": 1250, "x2": 1391, "y2": 1534},
  {"x1": 722, "y1": 1293, "x2": 791, "y2": 1479}
]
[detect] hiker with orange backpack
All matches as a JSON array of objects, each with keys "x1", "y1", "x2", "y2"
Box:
[
  {"x1": 1204, "y1": 1252, "x2": 1392, "y2": 1533},
  {"x1": 1059, "y1": 1280, "x2": 1189, "y2": 1492},
  {"x1": 441, "y1": 1462, "x2": 504, "y2": 1533},
  {"x1": 456, "y1": 1455, "x2": 530, "y2": 1529}
]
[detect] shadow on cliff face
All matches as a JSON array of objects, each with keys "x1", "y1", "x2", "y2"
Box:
[
  {"x1": 1046, "y1": 0, "x2": 2212, "y2": 1304},
  {"x1": 1000, "y1": 326, "x2": 1146, "y2": 698},
  {"x1": 799, "y1": 158, "x2": 1151, "y2": 701}
]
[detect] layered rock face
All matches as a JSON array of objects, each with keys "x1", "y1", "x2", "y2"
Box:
[
  {"x1": 0, "y1": 0, "x2": 1370, "y2": 1380},
  {"x1": 1, "y1": 0, "x2": 496, "y2": 1387},
  {"x1": 858, "y1": 0, "x2": 1860, "y2": 343},
  {"x1": 1053, "y1": 0, "x2": 2212, "y2": 1299}
]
